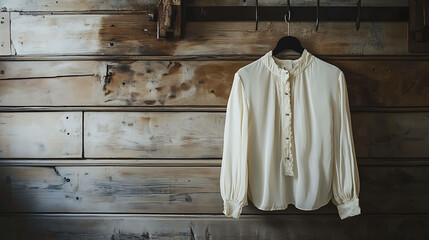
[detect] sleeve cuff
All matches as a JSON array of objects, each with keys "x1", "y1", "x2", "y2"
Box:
[
  {"x1": 337, "y1": 197, "x2": 361, "y2": 220},
  {"x1": 223, "y1": 200, "x2": 244, "y2": 219}
]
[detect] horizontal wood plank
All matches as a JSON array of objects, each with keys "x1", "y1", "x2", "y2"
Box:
[
  {"x1": 0, "y1": 0, "x2": 408, "y2": 12},
  {"x1": 10, "y1": 12, "x2": 409, "y2": 55},
  {"x1": 84, "y1": 111, "x2": 224, "y2": 158},
  {"x1": 1, "y1": 59, "x2": 428, "y2": 107},
  {"x1": 0, "y1": 12, "x2": 11, "y2": 56},
  {"x1": 0, "y1": 112, "x2": 82, "y2": 158},
  {"x1": 83, "y1": 112, "x2": 429, "y2": 158},
  {"x1": 0, "y1": 166, "x2": 428, "y2": 214},
  {"x1": 352, "y1": 112, "x2": 429, "y2": 158},
  {"x1": 1, "y1": 158, "x2": 429, "y2": 167},
  {"x1": 0, "y1": 214, "x2": 427, "y2": 240},
  {"x1": 190, "y1": 0, "x2": 409, "y2": 7}
]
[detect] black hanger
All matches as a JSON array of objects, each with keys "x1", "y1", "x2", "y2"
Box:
[
  {"x1": 272, "y1": 1, "x2": 304, "y2": 57},
  {"x1": 272, "y1": 36, "x2": 304, "y2": 56}
]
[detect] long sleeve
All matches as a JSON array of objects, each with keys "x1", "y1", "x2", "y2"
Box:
[
  {"x1": 220, "y1": 72, "x2": 250, "y2": 219},
  {"x1": 331, "y1": 71, "x2": 362, "y2": 220}
]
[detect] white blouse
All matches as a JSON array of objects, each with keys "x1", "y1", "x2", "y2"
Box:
[{"x1": 220, "y1": 49, "x2": 361, "y2": 220}]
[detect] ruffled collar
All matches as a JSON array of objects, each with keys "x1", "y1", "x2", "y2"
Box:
[{"x1": 261, "y1": 49, "x2": 314, "y2": 77}]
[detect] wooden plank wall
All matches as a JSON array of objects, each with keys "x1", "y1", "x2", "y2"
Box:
[{"x1": 0, "y1": 0, "x2": 428, "y2": 239}]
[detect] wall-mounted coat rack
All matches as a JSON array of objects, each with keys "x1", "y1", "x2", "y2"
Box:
[
  {"x1": 151, "y1": 0, "x2": 429, "y2": 53},
  {"x1": 186, "y1": 3, "x2": 408, "y2": 32}
]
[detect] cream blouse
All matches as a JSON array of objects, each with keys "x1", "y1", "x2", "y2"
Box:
[{"x1": 220, "y1": 49, "x2": 361, "y2": 220}]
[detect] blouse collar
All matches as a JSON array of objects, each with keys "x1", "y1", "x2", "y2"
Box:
[{"x1": 261, "y1": 49, "x2": 315, "y2": 76}]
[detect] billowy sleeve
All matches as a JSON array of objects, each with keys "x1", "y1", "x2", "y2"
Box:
[
  {"x1": 220, "y1": 72, "x2": 249, "y2": 219},
  {"x1": 332, "y1": 71, "x2": 362, "y2": 220}
]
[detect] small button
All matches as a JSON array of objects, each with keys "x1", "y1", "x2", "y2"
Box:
[
  {"x1": 285, "y1": 113, "x2": 290, "y2": 116},
  {"x1": 286, "y1": 137, "x2": 290, "y2": 140}
]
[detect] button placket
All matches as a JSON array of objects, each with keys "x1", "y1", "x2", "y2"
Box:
[{"x1": 281, "y1": 70, "x2": 294, "y2": 176}]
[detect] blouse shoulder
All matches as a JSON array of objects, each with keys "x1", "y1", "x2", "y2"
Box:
[{"x1": 313, "y1": 56, "x2": 342, "y2": 73}]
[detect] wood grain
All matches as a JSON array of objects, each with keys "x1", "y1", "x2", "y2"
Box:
[
  {"x1": 10, "y1": 12, "x2": 409, "y2": 56},
  {"x1": 84, "y1": 111, "x2": 224, "y2": 158},
  {"x1": 83, "y1": 112, "x2": 429, "y2": 158},
  {"x1": 0, "y1": 214, "x2": 427, "y2": 240},
  {"x1": 0, "y1": 112, "x2": 82, "y2": 158},
  {"x1": 0, "y1": 166, "x2": 428, "y2": 214},
  {"x1": 1, "y1": 59, "x2": 428, "y2": 107},
  {"x1": 0, "y1": 12, "x2": 11, "y2": 56},
  {"x1": 0, "y1": 0, "x2": 408, "y2": 12},
  {"x1": 352, "y1": 112, "x2": 429, "y2": 158}
]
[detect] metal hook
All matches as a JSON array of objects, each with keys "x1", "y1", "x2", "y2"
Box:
[
  {"x1": 356, "y1": 0, "x2": 361, "y2": 31},
  {"x1": 285, "y1": 0, "x2": 291, "y2": 36},
  {"x1": 284, "y1": 9, "x2": 291, "y2": 36},
  {"x1": 316, "y1": 0, "x2": 319, "y2": 31},
  {"x1": 255, "y1": 0, "x2": 259, "y2": 31}
]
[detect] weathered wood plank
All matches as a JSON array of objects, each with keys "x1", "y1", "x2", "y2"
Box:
[
  {"x1": 0, "y1": 112, "x2": 82, "y2": 158},
  {"x1": 0, "y1": 12, "x2": 11, "y2": 56},
  {"x1": 10, "y1": 12, "x2": 409, "y2": 55},
  {"x1": 333, "y1": 60, "x2": 429, "y2": 107},
  {"x1": 0, "y1": 0, "x2": 408, "y2": 12},
  {"x1": 1, "y1": 59, "x2": 428, "y2": 107},
  {"x1": 0, "y1": 166, "x2": 428, "y2": 213},
  {"x1": 84, "y1": 112, "x2": 224, "y2": 158},
  {"x1": 1, "y1": 158, "x2": 429, "y2": 167},
  {"x1": 0, "y1": 214, "x2": 427, "y2": 240},
  {"x1": 0, "y1": 159, "x2": 223, "y2": 167},
  {"x1": 0, "y1": 76, "x2": 105, "y2": 106},
  {"x1": 84, "y1": 112, "x2": 429, "y2": 158},
  {"x1": 0, "y1": 61, "x2": 102, "y2": 79},
  {"x1": 2, "y1": 0, "x2": 410, "y2": 12},
  {"x1": 190, "y1": 0, "x2": 409, "y2": 7},
  {"x1": 353, "y1": 112, "x2": 429, "y2": 158}
]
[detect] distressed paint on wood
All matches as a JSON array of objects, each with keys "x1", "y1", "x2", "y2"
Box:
[
  {"x1": 0, "y1": 112, "x2": 82, "y2": 158},
  {"x1": 83, "y1": 112, "x2": 429, "y2": 158},
  {"x1": 1, "y1": 59, "x2": 428, "y2": 107},
  {"x1": 100, "y1": 61, "x2": 238, "y2": 106},
  {"x1": 0, "y1": 166, "x2": 428, "y2": 213},
  {"x1": 10, "y1": 12, "x2": 409, "y2": 55},
  {"x1": 0, "y1": 12, "x2": 11, "y2": 56}
]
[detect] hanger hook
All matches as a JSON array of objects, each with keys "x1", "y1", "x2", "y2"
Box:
[
  {"x1": 255, "y1": 0, "x2": 259, "y2": 31},
  {"x1": 356, "y1": 0, "x2": 361, "y2": 31},
  {"x1": 284, "y1": 9, "x2": 291, "y2": 36},
  {"x1": 285, "y1": 0, "x2": 291, "y2": 36},
  {"x1": 316, "y1": 0, "x2": 319, "y2": 31}
]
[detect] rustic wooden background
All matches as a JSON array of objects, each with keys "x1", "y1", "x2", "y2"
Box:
[{"x1": 0, "y1": 0, "x2": 428, "y2": 239}]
